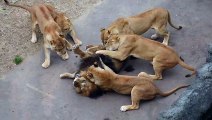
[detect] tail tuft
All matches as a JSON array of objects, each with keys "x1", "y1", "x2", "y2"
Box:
[
  {"x1": 185, "y1": 74, "x2": 191, "y2": 77},
  {"x1": 4, "y1": 0, "x2": 9, "y2": 5},
  {"x1": 178, "y1": 26, "x2": 183, "y2": 30},
  {"x1": 180, "y1": 56, "x2": 184, "y2": 62}
]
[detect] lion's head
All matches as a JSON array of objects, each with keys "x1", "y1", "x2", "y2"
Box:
[
  {"x1": 100, "y1": 28, "x2": 119, "y2": 45},
  {"x1": 73, "y1": 71, "x2": 104, "y2": 98},
  {"x1": 100, "y1": 18, "x2": 131, "y2": 45},
  {"x1": 105, "y1": 35, "x2": 121, "y2": 51},
  {"x1": 45, "y1": 27, "x2": 70, "y2": 60},
  {"x1": 50, "y1": 38, "x2": 69, "y2": 60},
  {"x1": 54, "y1": 13, "x2": 72, "y2": 35}
]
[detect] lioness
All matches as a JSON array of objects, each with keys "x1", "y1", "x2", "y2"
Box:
[
  {"x1": 4, "y1": 0, "x2": 73, "y2": 68},
  {"x1": 101, "y1": 8, "x2": 182, "y2": 45},
  {"x1": 60, "y1": 46, "x2": 135, "y2": 97},
  {"x1": 46, "y1": 5, "x2": 82, "y2": 46},
  {"x1": 96, "y1": 34, "x2": 196, "y2": 80},
  {"x1": 60, "y1": 54, "x2": 120, "y2": 97},
  {"x1": 84, "y1": 60, "x2": 189, "y2": 111}
]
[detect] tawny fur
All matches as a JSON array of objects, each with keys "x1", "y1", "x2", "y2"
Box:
[
  {"x1": 96, "y1": 34, "x2": 196, "y2": 80},
  {"x1": 101, "y1": 8, "x2": 182, "y2": 45},
  {"x1": 4, "y1": 0, "x2": 77, "y2": 68},
  {"x1": 84, "y1": 62, "x2": 189, "y2": 111}
]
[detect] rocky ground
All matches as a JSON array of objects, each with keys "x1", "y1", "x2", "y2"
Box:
[
  {"x1": 0, "y1": 0, "x2": 101, "y2": 75},
  {"x1": 158, "y1": 44, "x2": 212, "y2": 120}
]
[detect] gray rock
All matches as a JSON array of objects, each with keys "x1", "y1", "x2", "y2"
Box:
[
  {"x1": 158, "y1": 46, "x2": 212, "y2": 120},
  {"x1": 206, "y1": 44, "x2": 212, "y2": 63}
]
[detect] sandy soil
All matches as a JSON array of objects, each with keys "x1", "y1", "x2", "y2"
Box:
[{"x1": 0, "y1": 0, "x2": 101, "y2": 75}]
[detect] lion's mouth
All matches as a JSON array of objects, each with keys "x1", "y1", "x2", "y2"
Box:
[{"x1": 73, "y1": 81, "x2": 80, "y2": 87}]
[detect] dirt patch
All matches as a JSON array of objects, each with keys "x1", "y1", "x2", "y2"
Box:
[{"x1": 0, "y1": 0, "x2": 101, "y2": 75}]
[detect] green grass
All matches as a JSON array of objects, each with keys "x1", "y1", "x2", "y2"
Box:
[{"x1": 13, "y1": 55, "x2": 23, "y2": 65}]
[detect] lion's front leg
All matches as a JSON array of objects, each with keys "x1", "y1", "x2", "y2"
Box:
[
  {"x1": 42, "y1": 46, "x2": 50, "y2": 68},
  {"x1": 65, "y1": 40, "x2": 73, "y2": 51},
  {"x1": 60, "y1": 72, "x2": 76, "y2": 79},
  {"x1": 96, "y1": 50, "x2": 128, "y2": 61},
  {"x1": 70, "y1": 26, "x2": 82, "y2": 46}
]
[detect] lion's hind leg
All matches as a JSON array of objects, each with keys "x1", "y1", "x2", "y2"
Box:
[
  {"x1": 155, "y1": 25, "x2": 170, "y2": 45},
  {"x1": 138, "y1": 58, "x2": 164, "y2": 80},
  {"x1": 31, "y1": 14, "x2": 38, "y2": 43},
  {"x1": 120, "y1": 85, "x2": 141, "y2": 112},
  {"x1": 120, "y1": 84, "x2": 156, "y2": 112}
]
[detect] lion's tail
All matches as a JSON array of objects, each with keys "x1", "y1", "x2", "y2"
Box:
[
  {"x1": 4, "y1": 0, "x2": 31, "y2": 12},
  {"x1": 178, "y1": 58, "x2": 196, "y2": 77},
  {"x1": 168, "y1": 12, "x2": 182, "y2": 30},
  {"x1": 157, "y1": 84, "x2": 189, "y2": 97}
]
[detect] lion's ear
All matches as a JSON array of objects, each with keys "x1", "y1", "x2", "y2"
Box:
[{"x1": 100, "y1": 28, "x2": 105, "y2": 32}]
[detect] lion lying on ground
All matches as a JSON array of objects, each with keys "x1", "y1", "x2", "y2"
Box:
[
  {"x1": 83, "y1": 59, "x2": 189, "y2": 111},
  {"x1": 101, "y1": 8, "x2": 182, "y2": 45},
  {"x1": 60, "y1": 45, "x2": 135, "y2": 97},
  {"x1": 96, "y1": 34, "x2": 196, "y2": 80},
  {"x1": 60, "y1": 53, "x2": 124, "y2": 97}
]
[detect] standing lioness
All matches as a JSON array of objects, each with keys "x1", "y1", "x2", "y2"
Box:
[
  {"x1": 96, "y1": 35, "x2": 196, "y2": 80},
  {"x1": 101, "y1": 8, "x2": 182, "y2": 45},
  {"x1": 4, "y1": 0, "x2": 73, "y2": 68}
]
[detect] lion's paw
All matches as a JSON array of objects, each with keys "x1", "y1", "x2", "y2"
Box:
[
  {"x1": 120, "y1": 106, "x2": 128, "y2": 112},
  {"x1": 72, "y1": 44, "x2": 80, "y2": 50},
  {"x1": 42, "y1": 61, "x2": 50, "y2": 68},
  {"x1": 151, "y1": 34, "x2": 159, "y2": 40},
  {"x1": 31, "y1": 37, "x2": 37, "y2": 43},
  {"x1": 138, "y1": 72, "x2": 148, "y2": 77},
  {"x1": 76, "y1": 40, "x2": 82, "y2": 46}
]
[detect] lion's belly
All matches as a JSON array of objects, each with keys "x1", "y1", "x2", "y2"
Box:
[
  {"x1": 113, "y1": 88, "x2": 132, "y2": 95},
  {"x1": 128, "y1": 18, "x2": 153, "y2": 34},
  {"x1": 131, "y1": 53, "x2": 153, "y2": 61}
]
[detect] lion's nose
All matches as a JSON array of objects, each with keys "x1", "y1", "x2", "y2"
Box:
[{"x1": 73, "y1": 81, "x2": 79, "y2": 87}]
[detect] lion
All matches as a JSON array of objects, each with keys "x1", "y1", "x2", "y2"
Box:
[
  {"x1": 59, "y1": 53, "x2": 120, "y2": 97},
  {"x1": 4, "y1": 0, "x2": 74, "y2": 68},
  {"x1": 49, "y1": 9, "x2": 82, "y2": 46},
  {"x1": 84, "y1": 59, "x2": 189, "y2": 111},
  {"x1": 60, "y1": 45, "x2": 134, "y2": 97},
  {"x1": 70, "y1": 71, "x2": 104, "y2": 98},
  {"x1": 101, "y1": 8, "x2": 182, "y2": 45},
  {"x1": 96, "y1": 34, "x2": 196, "y2": 80}
]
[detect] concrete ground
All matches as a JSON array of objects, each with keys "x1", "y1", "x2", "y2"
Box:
[{"x1": 1, "y1": 0, "x2": 212, "y2": 120}]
